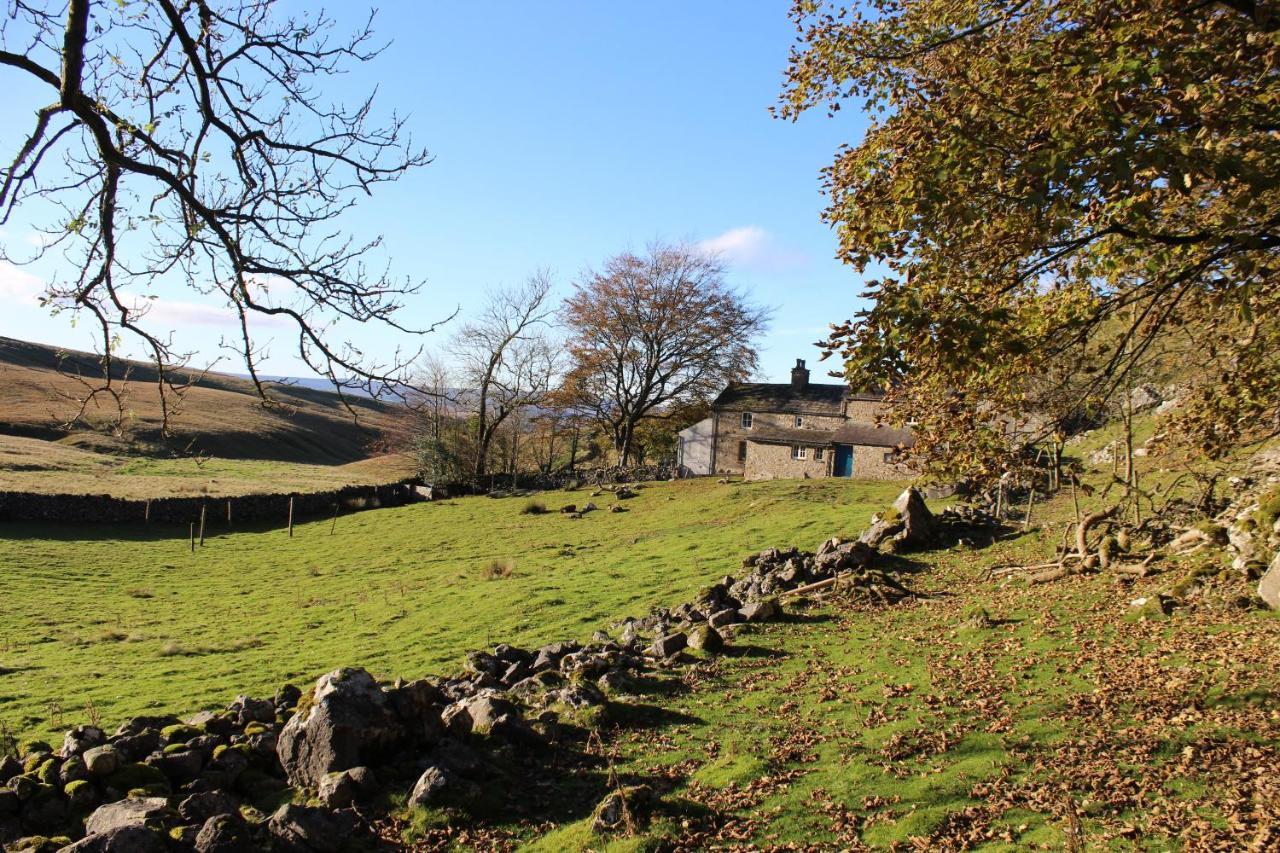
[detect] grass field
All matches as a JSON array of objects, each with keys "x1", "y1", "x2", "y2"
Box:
[
  {"x1": 0, "y1": 434, "x2": 416, "y2": 497},
  {"x1": 0, "y1": 477, "x2": 904, "y2": 744}
]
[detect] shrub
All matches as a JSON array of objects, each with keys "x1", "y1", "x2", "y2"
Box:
[
  {"x1": 481, "y1": 559, "x2": 514, "y2": 580},
  {"x1": 520, "y1": 500, "x2": 547, "y2": 515},
  {"x1": 563, "y1": 479, "x2": 580, "y2": 491}
]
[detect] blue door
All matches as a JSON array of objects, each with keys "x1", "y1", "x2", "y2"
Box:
[{"x1": 833, "y1": 444, "x2": 853, "y2": 477}]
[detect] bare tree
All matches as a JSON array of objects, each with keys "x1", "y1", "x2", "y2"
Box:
[
  {"x1": 558, "y1": 242, "x2": 769, "y2": 465},
  {"x1": 0, "y1": 0, "x2": 443, "y2": 431},
  {"x1": 451, "y1": 272, "x2": 558, "y2": 479}
]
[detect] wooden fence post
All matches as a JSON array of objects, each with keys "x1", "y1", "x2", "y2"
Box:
[
  {"x1": 199, "y1": 505, "x2": 207, "y2": 546},
  {"x1": 189, "y1": 523, "x2": 195, "y2": 553},
  {"x1": 330, "y1": 504, "x2": 339, "y2": 535},
  {"x1": 287, "y1": 497, "x2": 294, "y2": 538},
  {"x1": 227, "y1": 500, "x2": 232, "y2": 525}
]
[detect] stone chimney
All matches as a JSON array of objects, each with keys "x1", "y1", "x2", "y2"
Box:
[{"x1": 790, "y1": 358, "x2": 809, "y2": 389}]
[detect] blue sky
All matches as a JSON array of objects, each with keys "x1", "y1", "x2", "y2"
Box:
[{"x1": 0, "y1": 1, "x2": 873, "y2": 385}]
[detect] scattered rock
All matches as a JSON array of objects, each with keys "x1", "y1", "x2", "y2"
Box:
[
  {"x1": 408, "y1": 764, "x2": 478, "y2": 808},
  {"x1": 686, "y1": 625, "x2": 724, "y2": 653},
  {"x1": 739, "y1": 598, "x2": 780, "y2": 623},
  {"x1": 591, "y1": 784, "x2": 653, "y2": 834},
  {"x1": 649, "y1": 632, "x2": 687, "y2": 659}
]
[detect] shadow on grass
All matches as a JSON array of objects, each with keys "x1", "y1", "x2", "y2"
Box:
[
  {"x1": 606, "y1": 701, "x2": 704, "y2": 730},
  {"x1": 723, "y1": 644, "x2": 788, "y2": 661}
]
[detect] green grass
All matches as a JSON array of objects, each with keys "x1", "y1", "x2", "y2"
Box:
[
  {"x1": 0, "y1": 477, "x2": 903, "y2": 741},
  {"x1": 500, "y1": 509, "x2": 1280, "y2": 851}
]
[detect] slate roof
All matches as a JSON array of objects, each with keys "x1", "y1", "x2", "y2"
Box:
[
  {"x1": 743, "y1": 427, "x2": 836, "y2": 447},
  {"x1": 712, "y1": 382, "x2": 851, "y2": 415},
  {"x1": 830, "y1": 423, "x2": 915, "y2": 448}
]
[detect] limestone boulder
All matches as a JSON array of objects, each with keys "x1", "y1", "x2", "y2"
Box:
[
  {"x1": 84, "y1": 796, "x2": 172, "y2": 835},
  {"x1": 276, "y1": 668, "x2": 404, "y2": 788},
  {"x1": 58, "y1": 826, "x2": 167, "y2": 853},
  {"x1": 859, "y1": 488, "x2": 938, "y2": 552}
]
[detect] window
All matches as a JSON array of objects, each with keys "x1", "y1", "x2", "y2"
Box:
[
  {"x1": 741, "y1": 412, "x2": 753, "y2": 428},
  {"x1": 791, "y1": 445, "x2": 807, "y2": 460},
  {"x1": 738, "y1": 441, "x2": 748, "y2": 462},
  {"x1": 794, "y1": 415, "x2": 803, "y2": 427},
  {"x1": 883, "y1": 452, "x2": 896, "y2": 463},
  {"x1": 814, "y1": 447, "x2": 824, "y2": 461}
]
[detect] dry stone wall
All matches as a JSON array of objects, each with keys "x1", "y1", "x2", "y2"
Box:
[{"x1": 0, "y1": 482, "x2": 418, "y2": 527}]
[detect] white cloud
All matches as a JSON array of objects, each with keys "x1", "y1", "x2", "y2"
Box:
[
  {"x1": 0, "y1": 261, "x2": 44, "y2": 307},
  {"x1": 136, "y1": 297, "x2": 292, "y2": 330},
  {"x1": 697, "y1": 226, "x2": 807, "y2": 273}
]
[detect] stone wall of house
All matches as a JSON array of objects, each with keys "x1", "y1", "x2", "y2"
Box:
[
  {"x1": 743, "y1": 441, "x2": 832, "y2": 481},
  {"x1": 711, "y1": 410, "x2": 845, "y2": 475},
  {"x1": 849, "y1": 444, "x2": 912, "y2": 480},
  {"x1": 845, "y1": 399, "x2": 890, "y2": 423}
]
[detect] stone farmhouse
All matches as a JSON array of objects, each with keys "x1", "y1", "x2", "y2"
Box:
[{"x1": 676, "y1": 359, "x2": 913, "y2": 481}]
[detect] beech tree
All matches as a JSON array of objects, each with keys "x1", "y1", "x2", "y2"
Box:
[
  {"x1": 559, "y1": 243, "x2": 768, "y2": 465},
  {"x1": 0, "y1": 0, "x2": 436, "y2": 429},
  {"x1": 780, "y1": 0, "x2": 1280, "y2": 484}
]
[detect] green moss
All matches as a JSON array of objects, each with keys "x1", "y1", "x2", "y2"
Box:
[
  {"x1": 106, "y1": 762, "x2": 171, "y2": 797},
  {"x1": 35, "y1": 759, "x2": 58, "y2": 785},
  {"x1": 1193, "y1": 521, "x2": 1230, "y2": 545},
  {"x1": 63, "y1": 779, "x2": 91, "y2": 796},
  {"x1": 162, "y1": 743, "x2": 189, "y2": 754},
  {"x1": 1254, "y1": 487, "x2": 1280, "y2": 534},
  {"x1": 160, "y1": 723, "x2": 201, "y2": 743},
  {"x1": 243, "y1": 722, "x2": 269, "y2": 737},
  {"x1": 1169, "y1": 563, "x2": 1223, "y2": 600},
  {"x1": 20, "y1": 741, "x2": 52, "y2": 760}
]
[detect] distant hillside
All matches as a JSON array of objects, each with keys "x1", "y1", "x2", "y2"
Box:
[{"x1": 0, "y1": 337, "x2": 405, "y2": 464}]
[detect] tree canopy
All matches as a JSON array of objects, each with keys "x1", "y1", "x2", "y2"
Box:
[
  {"x1": 780, "y1": 0, "x2": 1280, "y2": 483},
  {"x1": 558, "y1": 242, "x2": 769, "y2": 466}
]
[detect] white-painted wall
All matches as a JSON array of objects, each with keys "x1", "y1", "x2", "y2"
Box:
[{"x1": 676, "y1": 417, "x2": 715, "y2": 476}]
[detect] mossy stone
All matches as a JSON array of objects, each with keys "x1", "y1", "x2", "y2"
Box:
[
  {"x1": 63, "y1": 778, "x2": 96, "y2": 808},
  {"x1": 159, "y1": 723, "x2": 201, "y2": 744},
  {"x1": 105, "y1": 762, "x2": 171, "y2": 797},
  {"x1": 34, "y1": 759, "x2": 59, "y2": 785}
]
